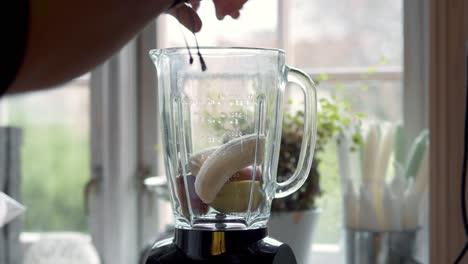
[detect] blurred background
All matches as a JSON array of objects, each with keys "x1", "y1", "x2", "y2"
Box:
[{"x1": 0, "y1": 0, "x2": 416, "y2": 263}]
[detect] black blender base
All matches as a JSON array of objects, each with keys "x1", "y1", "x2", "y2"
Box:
[{"x1": 144, "y1": 228, "x2": 297, "y2": 264}]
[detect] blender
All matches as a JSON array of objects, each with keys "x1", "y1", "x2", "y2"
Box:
[{"x1": 145, "y1": 47, "x2": 317, "y2": 264}]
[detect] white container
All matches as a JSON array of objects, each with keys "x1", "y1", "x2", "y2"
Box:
[
  {"x1": 345, "y1": 228, "x2": 420, "y2": 264},
  {"x1": 268, "y1": 209, "x2": 321, "y2": 264}
]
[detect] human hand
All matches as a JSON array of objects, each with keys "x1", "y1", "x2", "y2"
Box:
[
  {"x1": 167, "y1": 0, "x2": 248, "y2": 33},
  {"x1": 212, "y1": 0, "x2": 248, "y2": 19}
]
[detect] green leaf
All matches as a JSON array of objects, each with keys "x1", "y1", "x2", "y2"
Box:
[
  {"x1": 368, "y1": 66, "x2": 376, "y2": 74},
  {"x1": 380, "y1": 56, "x2": 389, "y2": 65},
  {"x1": 317, "y1": 73, "x2": 329, "y2": 81},
  {"x1": 354, "y1": 113, "x2": 367, "y2": 119},
  {"x1": 360, "y1": 85, "x2": 369, "y2": 91},
  {"x1": 352, "y1": 132, "x2": 364, "y2": 146},
  {"x1": 343, "y1": 101, "x2": 351, "y2": 111},
  {"x1": 287, "y1": 99, "x2": 293, "y2": 105},
  {"x1": 334, "y1": 82, "x2": 344, "y2": 91},
  {"x1": 405, "y1": 130, "x2": 430, "y2": 178},
  {"x1": 330, "y1": 113, "x2": 339, "y2": 120},
  {"x1": 394, "y1": 122, "x2": 406, "y2": 165}
]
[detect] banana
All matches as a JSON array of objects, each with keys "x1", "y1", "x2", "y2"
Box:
[
  {"x1": 189, "y1": 146, "x2": 218, "y2": 175},
  {"x1": 194, "y1": 134, "x2": 265, "y2": 204}
]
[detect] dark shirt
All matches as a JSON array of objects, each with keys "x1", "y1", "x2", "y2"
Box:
[{"x1": 0, "y1": 0, "x2": 29, "y2": 96}]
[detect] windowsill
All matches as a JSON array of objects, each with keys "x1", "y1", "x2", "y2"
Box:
[
  {"x1": 312, "y1": 243, "x2": 340, "y2": 253},
  {"x1": 20, "y1": 232, "x2": 92, "y2": 256},
  {"x1": 311, "y1": 243, "x2": 343, "y2": 263}
]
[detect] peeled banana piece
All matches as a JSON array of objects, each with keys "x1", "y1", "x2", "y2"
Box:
[
  {"x1": 189, "y1": 146, "x2": 218, "y2": 175},
  {"x1": 195, "y1": 134, "x2": 265, "y2": 204}
]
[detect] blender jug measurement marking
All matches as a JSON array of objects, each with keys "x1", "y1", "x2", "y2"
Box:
[{"x1": 187, "y1": 91, "x2": 259, "y2": 146}]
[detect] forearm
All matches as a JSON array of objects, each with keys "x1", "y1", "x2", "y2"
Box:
[{"x1": 9, "y1": 0, "x2": 173, "y2": 93}]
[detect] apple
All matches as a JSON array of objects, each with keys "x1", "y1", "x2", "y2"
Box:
[
  {"x1": 210, "y1": 181, "x2": 263, "y2": 213},
  {"x1": 176, "y1": 174, "x2": 209, "y2": 217},
  {"x1": 209, "y1": 166, "x2": 264, "y2": 213},
  {"x1": 228, "y1": 166, "x2": 262, "y2": 182}
]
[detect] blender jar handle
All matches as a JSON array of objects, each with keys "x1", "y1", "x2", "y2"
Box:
[{"x1": 275, "y1": 67, "x2": 318, "y2": 198}]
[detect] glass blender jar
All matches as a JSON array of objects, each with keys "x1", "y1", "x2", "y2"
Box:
[{"x1": 145, "y1": 47, "x2": 317, "y2": 264}]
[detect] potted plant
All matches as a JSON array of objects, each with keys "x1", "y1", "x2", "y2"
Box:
[{"x1": 268, "y1": 95, "x2": 363, "y2": 264}]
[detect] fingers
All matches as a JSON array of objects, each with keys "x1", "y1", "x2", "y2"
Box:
[
  {"x1": 213, "y1": 0, "x2": 248, "y2": 20},
  {"x1": 229, "y1": 10, "x2": 240, "y2": 19},
  {"x1": 168, "y1": 0, "x2": 245, "y2": 33},
  {"x1": 168, "y1": 4, "x2": 203, "y2": 33},
  {"x1": 189, "y1": 0, "x2": 201, "y2": 11}
]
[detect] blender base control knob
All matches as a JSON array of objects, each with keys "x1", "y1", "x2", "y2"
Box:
[{"x1": 143, "y1": 228, "x2": 297, "y2": 264}]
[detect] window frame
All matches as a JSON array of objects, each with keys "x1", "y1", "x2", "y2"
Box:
[
  {"x1": 88, "y1": 39, "x2": 140, "y2": 264},
  {"x1": 428, "y1": 0, "x2": 468, "y2": 263}
]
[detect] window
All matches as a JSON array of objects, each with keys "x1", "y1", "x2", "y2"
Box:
[
  {"x1": 288, "y1": 0, "x2": 402, "y2": 68},
  {"x1": 0, "y1": 77, "x2": 90, "y2": 233}
]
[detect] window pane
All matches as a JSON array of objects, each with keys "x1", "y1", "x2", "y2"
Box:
[
  {"x1": 157, "y1": 0, "x2": 278, "y2": 48},
  {"x1": 282, "y1": 0, "x2": 404, "y2": 248},
  {"x1": 2, "y1": 77, "x2": 90, "y2": 232},
  {"x1": 315, "y1": 73, "x2": 403, "y2": 121},
  {"x1": 289, "y1": 0, "x2": 403, "y2": 68}
]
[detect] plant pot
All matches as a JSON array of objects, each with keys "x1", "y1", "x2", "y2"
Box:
[{"x1": 268, "y1": 209, "x2": 321, "y2": 264}]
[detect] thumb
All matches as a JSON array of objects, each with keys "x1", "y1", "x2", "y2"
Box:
[{"x1": 168, "y1": 4, "x2": 203, "y2": 33}]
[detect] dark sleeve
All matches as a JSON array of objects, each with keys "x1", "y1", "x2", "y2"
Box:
[{"x1": 0, "y1": 0, "x2": 30, "y2": 96}]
